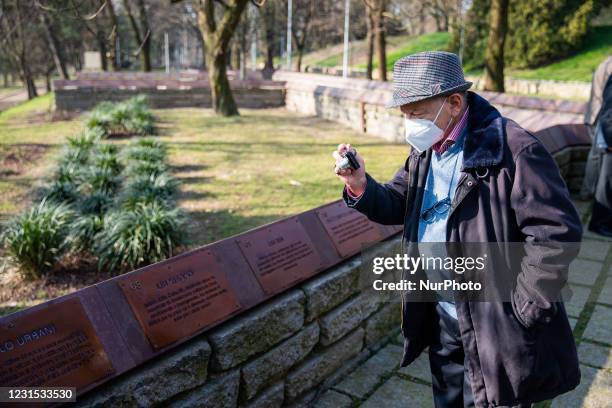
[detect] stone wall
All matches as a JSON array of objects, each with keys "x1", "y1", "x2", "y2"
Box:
[
  {"x1": 75, "y1": 248, "x2": 402, "y2": 408},
  {"x1": 273, "y1": 71, "x2": 591, "y2": 192},
  {"x1": 54, "y1": 74, "x2": 285, "y2": 112}
]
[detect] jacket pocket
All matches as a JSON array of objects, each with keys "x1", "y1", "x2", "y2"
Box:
[{"x1": 511, "y1": 283, "x2": 557, "y2": 330}]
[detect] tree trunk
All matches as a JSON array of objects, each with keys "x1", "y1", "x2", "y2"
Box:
[
  {"x1": 483, "y1": 0, "x2": 508, "y2": 92},
  {"x1": 296, "y1": 45, "x2": 304, "y2": 72},
  {"x1": 98, "y1": 31, "x2": 109, "y2": 71},
  {"x1": 208, "y1": 51, "x2": 239, "y2": 116},
  {"x1": 21, "y1": 67, "x2": 37, "y2": 100},
  {"x1": 107, "y1": 0, "x2": 120, "y2": 71},
  {"x1": 365, "y1": 5, "x2": 374, "y2": 80},
  {"x1": 197, "y1": 0, "x2": 250, "y2": 116},
  {"x1": 40, "y1": 13, "x2": 69, "y2": 79},
  {"x1": 374, "y1": 0, "x2": 387, "y2": 81},
  {"x1": 136, "y1": 0, "x2": 152, "y2": 71},
  {"x1": 3, "y1": 72, "x2": 8, "y2": 88},
  {"x1": 261, "y1": 1, "x2": 276, "y2": 80}
]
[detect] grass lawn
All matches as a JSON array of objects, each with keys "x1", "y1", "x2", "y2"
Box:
[
  {"x1": 0, "y1": 95, "x2": 409, "y2": 314},
  {"x1": 301, "y1": 26, "x2": 611, "y2": 84}
]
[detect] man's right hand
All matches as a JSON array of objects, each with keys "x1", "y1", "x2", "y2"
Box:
[{"x1": 333, "y1": 143, "x2": 367, "y2": 196}]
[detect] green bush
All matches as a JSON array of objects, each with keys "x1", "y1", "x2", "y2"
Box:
[
  {"x1": 77, "y1": 166, "x2": 122, "y2": 195},
  {"x1": 1, "y1": 199, "x2": 74, "y2": 280},
  {"x1": 119, "y1": 172, "x2": 179, "y2": 209},
  {"x1": 120, "y1": 144, "x2": 167, "y2": 164},
  {"x1": 86, "y1": 95, "x2": 155, "y2": 137},
  {"x1": 95, "y1": 201, "x2": 185, "y2": 273},
  {"x1": 450, "y1": 0, "x2": 609, "y2": 69},
  {"x1": 69, "y1": 214, "x2": 104, "y2": 253}
]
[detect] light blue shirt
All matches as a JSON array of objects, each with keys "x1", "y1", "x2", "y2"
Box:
[{"x1": 418, "y1": 127, "x2": 467, "y2": 319}]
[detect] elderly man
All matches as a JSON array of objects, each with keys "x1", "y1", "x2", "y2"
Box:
[{"x1": 334, "y1": 51, "x2": 582, "y2": 408}]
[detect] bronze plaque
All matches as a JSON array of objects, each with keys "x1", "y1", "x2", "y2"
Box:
[
  {"x1": 118, "y1": 249, "x2": 241, "y2": 350},
  {"x1": 316, "y1": 201, "x2": 384, "y2": 257},
  {"x1": 0, "y1": 297, "x2": 114, "y2": 389},
  {"x1": 237, "y1": 217, "x2": 322, "y2": 295}
]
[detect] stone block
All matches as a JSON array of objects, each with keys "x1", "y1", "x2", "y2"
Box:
[
  {"x1": 285, "y1": 328, "x2": 364, "y2": 401},
  {"x1": 76, "y1": 339, "x2": 211, "y2": 407},
  {"x1": 578, "y1": 240, "x2": 611, "y2": 262},
  {"x1": 302, "y1": 259, "x2": 361, "y2": 322},
  {"x1": 578, "y1": 341, "x2": 612, "y2": 370},
  {"x1": 365, "y1": 302, "x2": 402, "y2": 347},
  {"x1": 583, "y1": 305, "x2": 612, "y2": 346},
  {"x1": 333, "y1": 344, "x2": 403, "y2": 399},
  {"x1": 240, "y1": 382, "x2": 284, "y2": 408},
  {"x1": 361, "y1": 375, "x2": 433, "y2": 408},
  {"x1": 313, "y1": 390, "x2": 353, "y2": 408},
  {"x1": 241, "y1": 323, "x2": 319, "y2": 400},
  {"x1": 551, "y1": 365, "x2": 612, "y2": 408},
  {"x1": 568, "y1": 259, "x2": 602, "y2": 286},
  {"x1": 209, "y1": 290, "x2": 305, "y2": 371},
  {"x1": 319, "y1": 292, "x2": 380, "y2": 346},
  {"x1": 564, "y1": 285, "x2": 591, "y2": 318},
  {"x1": 398, "y1": 351, "x2": 432, "y2": 384},
  {"x1": 168, "y1": 370, "x2": 240, "y2": 408}
]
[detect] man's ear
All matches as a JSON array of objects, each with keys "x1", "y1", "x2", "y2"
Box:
[{"x1": 448, "y1": 93, "x2": 464, "y2": 117}]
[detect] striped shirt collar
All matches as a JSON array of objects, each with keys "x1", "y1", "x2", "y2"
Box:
[{"x1": 432, "y1": 106, "x2": 469, "y2": 155}]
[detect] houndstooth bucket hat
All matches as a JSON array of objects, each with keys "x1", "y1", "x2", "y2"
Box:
[{"x1": 386, "y1": 51, "x2": 472, "y2": 108}]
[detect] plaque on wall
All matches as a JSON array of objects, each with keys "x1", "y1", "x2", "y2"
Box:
[
  {"x1": 316, "y1": 201, "x2": 384, "y2": 257},
  {"x1": 0, "y1": 297, "x2": 115, "y2": 390},
  {"x1": 236, "y1": 217, "x2": 322, "y2": 295},
  {"x1": 118, "y1": 249, "x2": 241, "y2": 350}
]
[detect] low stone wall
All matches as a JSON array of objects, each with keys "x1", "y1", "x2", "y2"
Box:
[
  {"x1": 273, "y1": 71, "x2": 591, "y2": 192},
  {"x1": 75, "y1": 244, "x2": 401, "y2": 408},
  {"x1": 54, "y1": 74, "x2": 285, "y2": 112},
  {"x1": 304, "y1": 66, "x2": 592, "y2": 101}
]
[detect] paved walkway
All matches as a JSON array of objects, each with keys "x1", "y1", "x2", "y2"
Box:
[{"x1": 314, "y1": 199, "x2": 612, "y2": 408}]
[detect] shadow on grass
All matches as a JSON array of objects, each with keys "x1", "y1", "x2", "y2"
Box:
[{"x1": 184, "y1": 208, "x2": 286, "y2": 247}]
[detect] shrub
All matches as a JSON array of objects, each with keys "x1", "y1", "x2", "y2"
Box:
[
  {"x1": 124, "y1": 160, "x2": 169, "y2": 178},
  {"x1": 86, "y1": 95, "x2": 155, "y2": 137},
  {"x1": 120, "y1": 144, "x2": 167, "y2": 164},
  {"x1": 59, "y1": 129, "x2": 102, "y2": 166},
  {"x1": 77, "y1": 166, "x2": 122, "y2": 195},
  {"x1": 95, "y1": 201, "x2": 185, "y2": 273},
  {"x1": 119, "y1": 172, "x2": 179, "y2": 209},
  {"x1": 78, "y1": 191, "x2": 114, "y2": 215},
  {"x1": 1, "y1": 199, "x2": 74, "y2": 280},
  {"x1": 45, "y1": 180, "x2": 80, "y2": 204},
  {"x1": 69, "y1": 214, "x2": 104, "y2": 253}
]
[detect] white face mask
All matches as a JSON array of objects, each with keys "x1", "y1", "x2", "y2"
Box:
[{"x1": 404, "y1": 98, "x2": 453, "y2": 153}]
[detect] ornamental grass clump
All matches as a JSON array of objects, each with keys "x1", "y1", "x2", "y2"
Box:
[
  {"x1": 94, "y1": 201, "x2": 185, "y2": 273},
  {"x1": 1, "y1": 100, "x2": 186, "y2": 279},
  {"x1": 86, "y1": 95, "x2": 155, "y2": 137},
  {"x1": 0, "y1": 198, "x2": 74, "y2": 280}
]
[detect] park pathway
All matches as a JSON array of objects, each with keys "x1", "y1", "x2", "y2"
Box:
[{"x1": 312, "y1": 198, "x2": 612, "y2": 408}]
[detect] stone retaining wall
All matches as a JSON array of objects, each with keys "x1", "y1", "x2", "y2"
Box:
[
  {"x1": 273, "y1": 71, "x2": 591, "y2": 192},
  {"x1": 75, "y1": 249, "x2": 402, "y2": 408},
  {"x1": 54, "y1": 75, "x2": 285, "y2": 112}
]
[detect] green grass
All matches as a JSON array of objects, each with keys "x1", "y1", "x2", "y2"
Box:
[
  {"x1": 0, "y1": 98, "x2": 409, "y2": 247},
  {"x1": 508, "y1": 26, "x2": 612, "y2": 82},
  {"x1": 158, "y1": 108, "x2": 409, "y2": 244},
  {"x1": 357, "y1": 32, "x2": 451, "y2": 72}
]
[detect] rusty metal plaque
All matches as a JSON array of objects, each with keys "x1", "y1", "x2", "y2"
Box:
[
  {"x1": 236, "y1": 217, "x2": 323, "y2": 295},
  {"x1": 316, "y1": 201, "x2": 384, "y2": 257},
  {"x1": 0, "y1": 297, "x2": 114, "y2": 389},
  {"x1": 118, "y1": 249, "x2": 241, "y2": 350}
]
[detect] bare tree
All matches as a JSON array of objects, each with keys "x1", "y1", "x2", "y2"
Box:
[
  {"x1": 0, "y1": 0, "x2": 39, "y2": 98},
  {"x1": 259, "y1": 0, "x2": 276, "y2": 79},
  {"x1": 39, "y1": 12, "x2": 70, "y2": 79},
  {"x1": 289, "y1": 0, "x2": 314, "y2": 72},
  {"x1": 122, "y1": 0, "x2": 152, "y2": 71},
  {"x1": 180, "y1": 0, "x2": 255, "y2": 116},
  {"x1": 483, "y1": 0, "x2": 508, "y2": 92},
  {"x1": 364, "y1": 0, "x2": 387, "y2": 81}
]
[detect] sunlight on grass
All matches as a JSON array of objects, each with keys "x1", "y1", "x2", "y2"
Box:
[
  {"x1": 0, "y1": 99, "x2": 409, "y2": 249},
  {"x1": 155, "y1": 108, "x2": 408, "y2": 245},
  {"x1": 509, "y1": 26, "x2": 612, "y2": 82}
]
